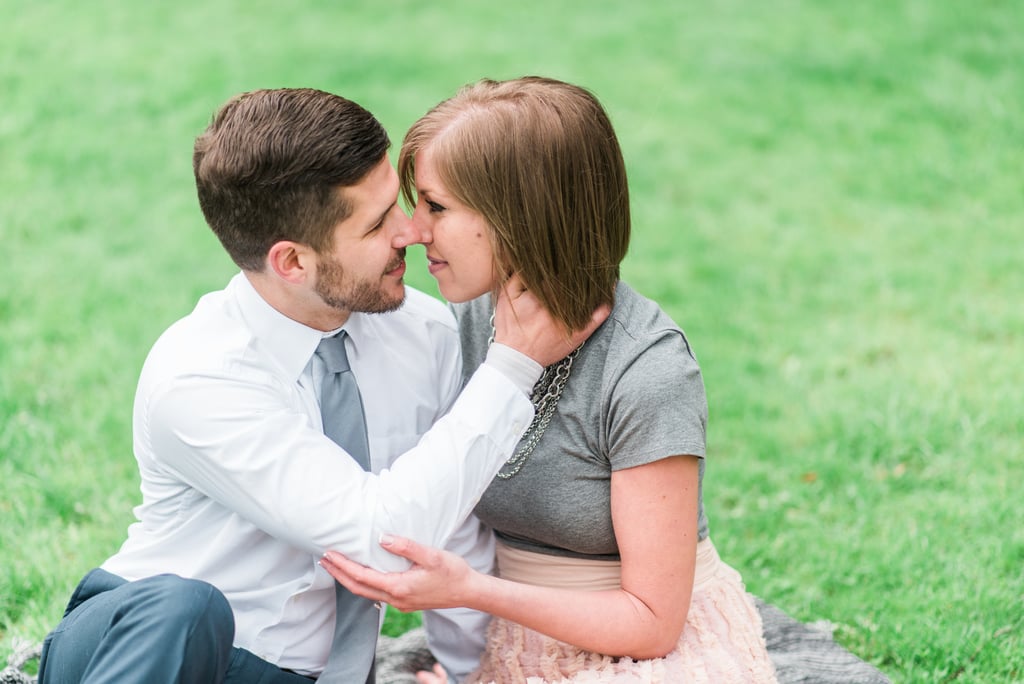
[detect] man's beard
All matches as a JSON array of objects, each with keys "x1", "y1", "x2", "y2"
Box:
[{"x1": 315, "y1": 250, "x2": 406, "y2": 314}]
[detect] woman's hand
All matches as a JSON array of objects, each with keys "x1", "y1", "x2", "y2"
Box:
[{"x1": 319, "y1": 534, "x2": 476, "y2": 612}]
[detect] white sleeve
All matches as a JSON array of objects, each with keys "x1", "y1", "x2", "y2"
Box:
[
  {"x1": 145, "y1": 364, "x2": 531, "y2": 572},
  {"x1": 423, "y1": 515, "x2": 495, "y2": 682}
]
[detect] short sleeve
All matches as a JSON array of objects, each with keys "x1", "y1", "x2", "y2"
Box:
[{"x1": 606, "y1": 331, "x2": 708, "y2": 471}]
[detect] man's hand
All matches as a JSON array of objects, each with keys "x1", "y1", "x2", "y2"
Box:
[
  {"x1": 493, "y1": 275, "x2": 610, "y2": 368},
  {"x1": 416, "y1": 663, "x2": 448, "y2": 684},
  {"x1": 319, "y1": 535, "x2": 476, "y2": 613}
]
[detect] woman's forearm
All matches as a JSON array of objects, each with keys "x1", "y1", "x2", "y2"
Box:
[{"x1": 465, "y1": 572, "x2": 688, "y2": 659}]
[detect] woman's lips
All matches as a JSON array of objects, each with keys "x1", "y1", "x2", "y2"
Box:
[{"x1": 427, "y1": 256, "x2": 447, "y2": 275}]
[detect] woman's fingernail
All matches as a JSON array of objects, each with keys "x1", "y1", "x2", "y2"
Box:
[{"x1": 379, "y1": 533, "x2": 395, "y2": 546}]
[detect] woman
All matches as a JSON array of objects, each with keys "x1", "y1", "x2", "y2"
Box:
[{"x1": 322, "y1": 76, "x2": 777, "y2": 683}]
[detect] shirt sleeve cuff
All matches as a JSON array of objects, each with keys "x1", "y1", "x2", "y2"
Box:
[{"x1": 482, "y1": 343, "x2": 543, "y2": 396}]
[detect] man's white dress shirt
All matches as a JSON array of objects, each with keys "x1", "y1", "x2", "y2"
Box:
[{"x1": 103, "y1": 273, "x2": 531, "y2": 675}]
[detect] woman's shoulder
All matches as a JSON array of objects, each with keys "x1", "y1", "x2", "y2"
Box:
[{"x1": 605, "y1": 281, "x2": 699, "y2": 365}]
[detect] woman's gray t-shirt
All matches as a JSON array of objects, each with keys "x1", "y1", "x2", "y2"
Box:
[{"x1": 453, "y1": 281, "x2": 709, "y2": 560}]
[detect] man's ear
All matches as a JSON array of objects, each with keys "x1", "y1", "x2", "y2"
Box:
[{"x1": 267, "y1": 240, "x2": 315, "y2": 284}]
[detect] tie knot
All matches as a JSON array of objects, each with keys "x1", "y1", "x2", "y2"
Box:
[{"x1": 316, "y1": 331, "x2": 351, "y2": 374}]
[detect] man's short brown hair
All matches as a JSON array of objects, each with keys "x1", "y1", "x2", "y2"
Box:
[{"x1": 194, "y1": 88, "x2": 390, "y2": 271}]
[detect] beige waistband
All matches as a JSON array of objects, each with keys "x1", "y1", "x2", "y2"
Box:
[{"x1": 495, "y1": 538, "x2": 721, "y2": 592}]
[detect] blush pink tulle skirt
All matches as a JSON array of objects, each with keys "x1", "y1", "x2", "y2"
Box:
[{"x1": 465, "y1": 539, "x2": 777, "y2": 684}]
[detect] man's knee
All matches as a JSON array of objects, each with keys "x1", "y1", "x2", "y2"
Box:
[
  {"x1": 40, "y1": 573, "x2": 235, "y2": 683},
  {"x1": 127, "y1": 574, "x2": 234, "y2": 640}
]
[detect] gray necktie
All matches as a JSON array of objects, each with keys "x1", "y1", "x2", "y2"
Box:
[{"x1": 315, "y1": 331, "x2": 378, "y2": 684}]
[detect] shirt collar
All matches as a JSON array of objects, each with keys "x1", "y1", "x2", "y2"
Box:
[
  {"x1": 340, "y1": 310, "x2": 370, "y2": 358},
  {"x1": 229, "y1": 272, "x2": 324, "y2": 382}
]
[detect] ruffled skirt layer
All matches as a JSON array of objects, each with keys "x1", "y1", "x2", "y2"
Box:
[{"x1": 466, "y1": 539, "x2": 777, "y2": 684}]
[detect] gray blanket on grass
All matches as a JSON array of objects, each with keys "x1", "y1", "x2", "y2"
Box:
[{"x1": 2, "y1": 599, "x2": 890, "y2": 683}]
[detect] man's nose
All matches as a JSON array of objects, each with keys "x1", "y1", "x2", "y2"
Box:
[{"x1": 392, "y1": 210, "x2": 429, "y2": 249}]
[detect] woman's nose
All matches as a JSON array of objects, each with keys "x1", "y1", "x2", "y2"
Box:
[{"x1": 403, "y1": 206, "x2": 433, "y2": 247}]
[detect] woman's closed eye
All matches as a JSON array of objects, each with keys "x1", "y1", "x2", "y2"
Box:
[{"x1": 426, "y1": 199, "x2": 446, "y2": 213}]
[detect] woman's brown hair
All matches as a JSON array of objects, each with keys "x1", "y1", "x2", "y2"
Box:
[{"x1": 399, "y1": 77, "x2": 630, "y2": 333}]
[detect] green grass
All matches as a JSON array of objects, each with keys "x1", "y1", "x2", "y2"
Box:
[{"x1": 2, "y1": 1, "x2": 1022, "y2": 681}]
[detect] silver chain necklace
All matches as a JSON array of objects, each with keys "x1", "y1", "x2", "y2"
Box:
[{"x1": 489, "y1": 314, "x2": 583, "y2": 479}]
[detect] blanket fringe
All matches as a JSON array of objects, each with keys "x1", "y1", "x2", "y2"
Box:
[{"x1": 1, "y1": 639, "x2": 40, "y2": 684}]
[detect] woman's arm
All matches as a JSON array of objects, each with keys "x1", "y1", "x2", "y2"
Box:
[{"x1": 321, "y1": 454, "x2": 700, "y2": 659}]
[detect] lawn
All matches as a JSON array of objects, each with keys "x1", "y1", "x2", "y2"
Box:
[{"x1": 2, "y1": 1, "x2": 1022, "y2": 682}]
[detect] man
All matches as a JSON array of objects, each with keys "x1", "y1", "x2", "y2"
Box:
[{"x1": 38, "y1": 88, "x2": 602, "y2": 684}]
